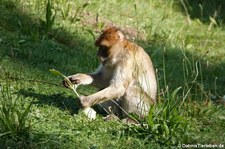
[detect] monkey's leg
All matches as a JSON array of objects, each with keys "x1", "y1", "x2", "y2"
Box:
[{"x1": 121, "y1": 86, "x2": 151, "y2": 117}]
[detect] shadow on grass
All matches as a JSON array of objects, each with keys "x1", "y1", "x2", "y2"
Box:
[
  {"x1": 18, "y1": 89, "x2": 81, "y2": 114},
  {"x1": 177, "y1": 0, "x2": 225, "y2": 25},
  {"x1": 0, "y1": 0, "x2": 78, "y2": 45},
  {"x1": 0, "y1": 0, "x2": 96, "y2": 117},
  {"x1": 0, "y1": 0, "x2": 98, "y2": 75}
]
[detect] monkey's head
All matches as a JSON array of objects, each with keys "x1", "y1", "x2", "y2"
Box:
[
  {"x1": 95, "y1": 27, "x2": 125, "y2": 59},
  {"x1": 95, "y1": 27, "x2": 125, "y2": 48}
]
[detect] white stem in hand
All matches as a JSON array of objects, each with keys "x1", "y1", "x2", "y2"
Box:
[
  {"x1": 72, "y1": 84, "x2": 80, "y2": 98},
  {"x1": 49, "y1": 69, "x2": 96, "y2": 120}
]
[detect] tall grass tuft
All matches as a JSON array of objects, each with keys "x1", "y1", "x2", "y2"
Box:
[
  {"x1": 0, "y1": 83, "x2": 32, "y2": 147},
  {"x1": 181, "y1": 49, "x2": 209, "y2": 103},
  {"x1": 128, "y1": 87, "x2": 191, "y2": 146},
  {"x1": 45, "y1": 0, "x2": 56, "y2": 33}
]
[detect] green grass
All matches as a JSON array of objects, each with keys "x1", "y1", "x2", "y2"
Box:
[{"x1": 0, "y1": 0, "x2": 225, "y2": 148}]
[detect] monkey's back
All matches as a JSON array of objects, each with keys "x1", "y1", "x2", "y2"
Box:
[{"x1": 130, "y1": 42, "x2": 157, "y2": 103}]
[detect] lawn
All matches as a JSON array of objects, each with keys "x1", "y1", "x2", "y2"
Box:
[{"x1": 0, "y1": 0, "x2": 225, "y2": 148}]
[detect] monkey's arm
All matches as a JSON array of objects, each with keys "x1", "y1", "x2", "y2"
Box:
[
  {"x1": 65, "y1": 65, "x2": 108, "y2": 88},
  {"x1": 80, "y1": 66, "x2": 131, "y2": 107},
  {"x1": 80, "y1": 84, "x2": 126, "y2": 107}
]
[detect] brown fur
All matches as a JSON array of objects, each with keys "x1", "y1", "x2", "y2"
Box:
[{"x1": 65, "y1": 27, "x2": 157, "y2": 117}]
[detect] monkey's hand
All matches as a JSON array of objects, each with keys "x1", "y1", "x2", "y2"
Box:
[
  {"x1": 80, "y1": 95, "x2": 91, "y2": 108},
  {"x1": 63, "y1": 73, "x2": 93, "y2": 88}
]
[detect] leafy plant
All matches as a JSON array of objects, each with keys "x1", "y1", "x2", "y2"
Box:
[
  {"x1": 71, "y1": 2, "x2": 89, "y2": 23},
  {"x1": 60, "y1": 2, "x2": 73, "y2": 20},
  {"x1": 45, "y1": 0, "x2": 57, "y2": 32},
  {"x1": 0, "y1": 83, "x2": 31, "y2": 145},
  {"x1": 128, "y1": 87, "x2": 192, "y2": 146}
]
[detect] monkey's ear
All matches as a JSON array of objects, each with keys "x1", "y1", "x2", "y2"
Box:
[{"x1": 117, "y1": 30, "x2": 125, "y2": 40}]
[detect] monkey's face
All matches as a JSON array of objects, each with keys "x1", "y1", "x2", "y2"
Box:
[
  {"x1": 95, "y1": 27, "x2": 125, "y2": 64},
  {"x1": 97, "y1": 45, "x2": 109, "y2": 58},
  {"x1": 97, "y1": 45, "x2": 110, "y2": 64}
]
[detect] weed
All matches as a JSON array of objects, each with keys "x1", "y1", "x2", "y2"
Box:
[
  {"x1": 0, "y1": 83, "x2": 32, "y2": 147},
  {"x1": 71, "y1": 2, "x2": 89, "y2": 23},
  {"x1": 128, "y1": 87, "x2": 191, "y2": 146},
  {"x1": 45, "y1": 0, "x2": 56, "y2": 33}
]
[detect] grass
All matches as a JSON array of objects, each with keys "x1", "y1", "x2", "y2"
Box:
[{"x1": 0, "y1": 0, "x2": 225, "y2": 148}]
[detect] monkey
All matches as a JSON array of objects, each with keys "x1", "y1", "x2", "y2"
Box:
[{"x1": 64, "y1": 27, "x2": 157, "y2": 118}]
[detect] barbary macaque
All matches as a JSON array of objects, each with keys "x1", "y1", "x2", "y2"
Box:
[{"x1": 64, "y1": 27, "x2": 157, "y2": 117}]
